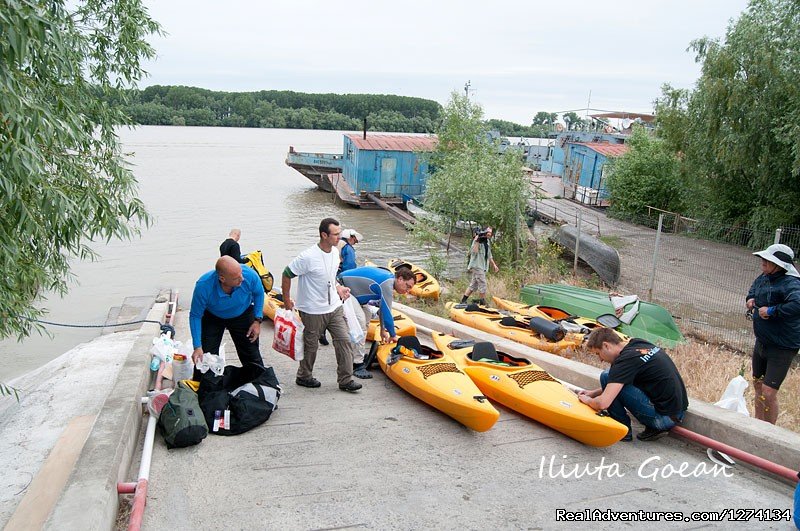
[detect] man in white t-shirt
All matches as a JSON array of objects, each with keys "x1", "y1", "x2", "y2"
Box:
[{"x1": 281, "y1": 218, "x2": 362, "y2": 392}]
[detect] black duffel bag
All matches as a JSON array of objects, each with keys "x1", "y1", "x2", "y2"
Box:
[{"x1": 198, "y1": 363, "x2": 281, "y2": 436}]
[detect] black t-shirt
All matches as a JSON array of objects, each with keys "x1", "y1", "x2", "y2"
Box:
[
  {"x1": 607, "y1": 339, "x2": 689, "y2": 416},
  {"x1": 219, "y1": 238, "x2": 243, "y2": 263}
]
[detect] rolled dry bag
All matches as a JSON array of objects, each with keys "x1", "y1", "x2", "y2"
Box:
[{"x1": 529, "y1": 316, "x2": 566, "y2": 342}]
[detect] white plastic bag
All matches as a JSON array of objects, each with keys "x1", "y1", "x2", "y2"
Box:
[
  {"x1": 150, "y1": 334, "x2": 176, "y2": 363},
  {"x1": 196, "y1": 344, "x2": 226, "y2": 376},
  {"x1": 273, "y1": 308, "x2": 304, "y2": 361},
  {"x1": 342, "y1": 296, "x2": 366, "y2": 345},
  {"x1": 714, "y1": 375, "x2": 750, "y2": 416}
]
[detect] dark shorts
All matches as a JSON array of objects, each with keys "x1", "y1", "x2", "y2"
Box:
[{"x1": 752, "y1": 339, "x2": 797, "y2": 390}]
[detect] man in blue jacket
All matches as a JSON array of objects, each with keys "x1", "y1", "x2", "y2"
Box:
[
  {"x1": 338, "y1": 266, "x2": 416, "y2": 378},
  {"x1": 746, "y1": 244, "x2": 800, "y2": 424},
  {"x1": 190, "y1": 256, "x2": 266, "y2": 371}
]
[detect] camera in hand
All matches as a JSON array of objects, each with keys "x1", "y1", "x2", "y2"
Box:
[{"x1": 474, "y1": 227, "x2": 490, "y2": 242}]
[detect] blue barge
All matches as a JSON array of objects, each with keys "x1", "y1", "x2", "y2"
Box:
[{"x1": 286, "y1": 133, "x2": 437, "y2": 208}]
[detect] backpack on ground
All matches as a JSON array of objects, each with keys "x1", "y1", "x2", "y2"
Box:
[{"x1": 157, "y1": 381, "x2": 208, "y2": 449}]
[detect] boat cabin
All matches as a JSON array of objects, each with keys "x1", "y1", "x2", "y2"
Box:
[{"x1": 342, "y1": 134, "x2": 437, "y2": 200}]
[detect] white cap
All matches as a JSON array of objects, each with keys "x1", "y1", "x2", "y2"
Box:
[{"x1": 341, "y1": 229, "x2": 363, "y2": 243}]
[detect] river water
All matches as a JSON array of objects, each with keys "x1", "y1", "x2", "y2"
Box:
[{"x1": 1, "y1": 126, "x2": 456, "y2": 381}]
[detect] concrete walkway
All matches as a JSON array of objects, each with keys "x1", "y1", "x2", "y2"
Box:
[{"x1": 134, "y1": 307, "x2": 795, "y2": 530}]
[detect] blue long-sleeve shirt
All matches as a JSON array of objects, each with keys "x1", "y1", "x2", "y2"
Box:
[
  {"x1": 338, "y1": 266, "x2": 395, "y2": 336},
  {"x1": 339, "y1": 242, "x2": 357, "y2": 273},
  {"x1": 189, "y1": 265, "x2": 264, "y2": 349}
]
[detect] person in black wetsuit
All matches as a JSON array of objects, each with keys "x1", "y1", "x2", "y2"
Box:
[
  {"x1": 580, "y1": 327, "x2": 688, "y2": 442},
  {"x1": 219, "y1": 228, "x2": 244, "y2": 263}
]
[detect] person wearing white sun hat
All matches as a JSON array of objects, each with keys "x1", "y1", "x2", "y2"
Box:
[
  {"x1": 337, "y1": 228, "x2": 363, "y2": 274},
  {"x1": 746, "y1": 243, "x2": 800, "y2": 424}
]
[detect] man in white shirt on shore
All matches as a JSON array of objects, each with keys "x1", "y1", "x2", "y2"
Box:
[{"x1": 281, "y1": 218, "x2": 362, "y2": 393}]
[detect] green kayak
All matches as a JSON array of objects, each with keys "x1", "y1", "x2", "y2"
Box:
[{"x1": 519, "y1": 284, "x2": 685, "y2": 347}]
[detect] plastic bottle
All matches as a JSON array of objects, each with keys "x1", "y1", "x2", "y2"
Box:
[{"x1": 172, "y1": 353, "x2": 194, "y2": 383}]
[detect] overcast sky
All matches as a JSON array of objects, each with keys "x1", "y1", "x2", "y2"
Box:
[{"x1": 140, "y1": 0, "x2": 751, "y2": 125}]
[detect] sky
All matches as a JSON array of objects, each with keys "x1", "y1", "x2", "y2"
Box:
[{"x1": 140, "y1": 0, "x2": 751, "y2": 125}]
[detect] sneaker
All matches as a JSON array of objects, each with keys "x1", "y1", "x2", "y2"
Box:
[
  {"x1": 318, "y1": 333, "x2": 329, "y2": 346},
  {"x1": 637, "y1": 426, "x2": 670, "y2": 441},
  {"x1": 339, "y1": 380, "x2": 363, "y2": 392},
  {"x1": 621, "y1": 429, "x2": 633, "y2": 442},
  {"x1": 295, "y1": 377, "x2": 321, "y2": 388}
]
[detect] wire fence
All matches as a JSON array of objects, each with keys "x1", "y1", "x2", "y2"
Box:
[{"x1": 600, "y1": 209, "x2": 800, "y2": 353}]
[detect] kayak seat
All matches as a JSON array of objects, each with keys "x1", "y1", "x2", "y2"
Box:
[
  {"x1": 470, "y1": 342, "x2": 499, "y2": 362},
  {"x1": 466, "y1": 304, "x2": 499, "y2": 315},
  {"x1": 397, "y1": 335, "x2": 423, "y2": 353},
  {"x1": 500, "y1": 316, "x2": 524, "y2": 328}
]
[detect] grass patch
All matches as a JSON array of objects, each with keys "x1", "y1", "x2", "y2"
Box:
[{"x1": 599, "y1": 235, "x2": 625, "y2": 249}]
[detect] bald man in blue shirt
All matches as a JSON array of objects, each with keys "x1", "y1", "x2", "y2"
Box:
[{"x1": 190, "y1": 256, "x2": 266, "y2": 370}]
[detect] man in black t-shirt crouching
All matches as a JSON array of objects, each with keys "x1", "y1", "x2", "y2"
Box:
[{"x1": 578, "y1": 328, "x2": 689, "y2": 442}]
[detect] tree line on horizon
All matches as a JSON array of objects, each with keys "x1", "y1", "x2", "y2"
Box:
[
  {"x1": 104, "y1": 85, "x2": 444, "y2": 133},
  {"x1": 102, "y1": 84, "x2": 567, "y2": 137}
]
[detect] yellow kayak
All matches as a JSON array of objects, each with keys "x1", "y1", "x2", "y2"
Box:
[
  {"x1": 387, "y1": 258, "x2": 441, "y2": 300},
  {"x1": 367, "y1": 309, "x2": 416, "y2": 339},
  {"x1": 431, "y1": 332, "x2": 628, "y2": 447},
  {"x1": 446, "y1": 302, "x2": 585, "y2": 355},
  {"x1": 377, "y1": 335, "x2": 499, "y2": 432},
  {"x1": 492, "y1": 297, "x2": 629, "y2": 340},
  {"x1": 263, "y1": 289, "x2": 284, "y2": 321}
]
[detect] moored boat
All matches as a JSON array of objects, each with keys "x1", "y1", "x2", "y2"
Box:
[
  {"x1": 446, "y1": 302, "x2": 585, "y2": 355},
  {"x1": 431, "y1": 332, "x2": 628, "y2": 447},
  {"x1": 376, "y1": 335, "x2": 499, "y2": 432}
]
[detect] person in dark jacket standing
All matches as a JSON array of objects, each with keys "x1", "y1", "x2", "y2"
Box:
[
  {"x1": 746, "y1": 243, "x2": 800, "y2": 424},
  {"x1": 580, "y1": 328, "x2": 689, "y2": 442},
  {"x1": 219, "y1": 228, "x2": 244, "y2": 263}
]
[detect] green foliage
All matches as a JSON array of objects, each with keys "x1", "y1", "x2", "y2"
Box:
[
  {"x1": 406, "y1": 220, "x2": 447, "y2": 280},
  {"x1": 422, "y1": 92, "x2": 530, "y2": 263},
  {"x1": 484, "y1": 118, "x2": 543, "y2": 138},
  {"x1": 606, "y1": 127, "x2": 683, "y2": 216},
  {"x1": 655, "y1": 0, "x2": 800, "y2": 231},
  {"x1": 562, "y1": 112, "x2": 587, "y2": 130},
  {"x1": 532, "y1": 111, "x2": 558, "y2": 126},
  {"x1": 115, "y1": 86, "x2": 442, "y2": 133},
  {"x1": 535, "y1": 241, "x2": 570, "y2": 278},
  {"x1": 0, "y1": 0, "x2": 161, "y2": 339}
]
